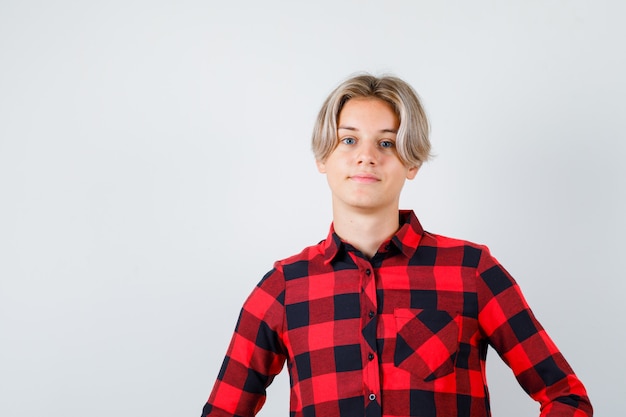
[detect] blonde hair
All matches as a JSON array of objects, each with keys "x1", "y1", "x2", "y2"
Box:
[{"x1": 312, "y1": 73, "x2": 431, "y2": 168}]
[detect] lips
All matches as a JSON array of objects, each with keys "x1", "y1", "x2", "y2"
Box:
[{"x1": 350, "y1": 173, "x2": 380, "y2": 183}]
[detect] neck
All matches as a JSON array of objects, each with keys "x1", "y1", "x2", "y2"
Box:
[{"x1": 332, "y1": 206, "x2": 400, "y2": 258}]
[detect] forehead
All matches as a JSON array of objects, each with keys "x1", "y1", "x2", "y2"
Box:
[{"x1": 338, "y1": 97, "x2": 399, "y2": 128}]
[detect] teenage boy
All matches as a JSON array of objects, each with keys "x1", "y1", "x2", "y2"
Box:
[{"x1": 201, "y1": 74, "x2": 592, "y2": 417}]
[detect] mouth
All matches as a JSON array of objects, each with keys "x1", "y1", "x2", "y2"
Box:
[{"x1": 349, "y1": 173, "x2": 380, "y2": 184}]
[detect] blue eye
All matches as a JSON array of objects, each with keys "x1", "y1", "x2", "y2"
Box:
[
  {"x1": 380, "y1": 140, "x2": 394, "y2": 149},
  {"x1": 341, "y1": 137, "x2": 356, "y2": 145}
]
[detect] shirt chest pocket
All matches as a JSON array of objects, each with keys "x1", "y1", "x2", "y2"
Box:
[{"x1": 393, "y1": 308, "x2": 461, "y2": 381}]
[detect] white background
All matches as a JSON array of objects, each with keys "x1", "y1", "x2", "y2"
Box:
[{"x1": 1, "y1": 1, "x2": 624, "y2": 416}]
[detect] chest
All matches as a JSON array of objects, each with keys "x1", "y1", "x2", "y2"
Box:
[{"x1": 282, "y1": 261, "x2": 482, "y2": 358}]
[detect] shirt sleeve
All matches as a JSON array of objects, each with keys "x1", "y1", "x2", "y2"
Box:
[
  {"x1": 201, "y1": 266, "x2": 287, "y2": 417},
  {"x1": 475, "y1": 246, "x2": 593, "y2": 417}
]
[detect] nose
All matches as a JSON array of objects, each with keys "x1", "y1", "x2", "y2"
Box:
[{"x1": 357, "y1": 142, "x2": 377, "y2": 165}]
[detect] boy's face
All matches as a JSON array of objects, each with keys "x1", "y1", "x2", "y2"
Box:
[{"x1": 316, "y1": 97, "x2": 418, "y2": 215}]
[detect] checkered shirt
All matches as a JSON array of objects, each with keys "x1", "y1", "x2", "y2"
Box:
[{"x1": 201, "y1": 210, "x2": 592, "y2": 417}]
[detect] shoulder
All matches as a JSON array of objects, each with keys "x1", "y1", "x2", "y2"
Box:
[
  {"x1": 418, "y1": 230, "x2": 496, "y2": 269},
  {"x1": 421, "y1": 230, "x2": 485, "y2": 249},
  {"x1": 421, "y1": 230, "x2": 489, "y2": 254},
  {"x1": 419, "y1": 231, "x2": 519, "y2": 299},
  {"x1": 270, "y1": 239, "x2": 328, "y2": 279},
  {"x1": 277, "y1": 239, "x2": 326, "y2": 265},
  {"x1": 250, "y1": 239, "x2": 329, "y2": 291}
]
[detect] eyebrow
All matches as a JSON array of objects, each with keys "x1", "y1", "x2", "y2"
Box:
[{"x1": 337, "y1": 126, "x2": 398, "y2": 134}]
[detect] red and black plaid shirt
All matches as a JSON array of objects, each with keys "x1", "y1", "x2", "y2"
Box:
[{"x1": 202, "y1": 210, "x2": 592, "y2": 417}]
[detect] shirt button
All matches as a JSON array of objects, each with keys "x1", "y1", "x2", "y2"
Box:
[
  {"x1": 368, "y1": 310, "x2": 375, "y2": 318},
  {"x1": 368, "y1": 353, "x2": 375, "y2": 361},
  {"x1": 365, "y1": 269, "x2": 371, "y2": 276},
  {"x1": 369, "y1": 393, "x2": 376, "y2": 401}
]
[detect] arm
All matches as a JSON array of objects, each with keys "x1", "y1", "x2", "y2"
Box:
[
  {"x1": 475, "y1": 247, "x2": 593, "y2": 417},
  {"x1": 201, "y1": 267, "x2": 287, "y2": 417}
]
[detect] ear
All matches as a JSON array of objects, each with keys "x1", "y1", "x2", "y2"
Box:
[
  {"x1": 316, "y1": 159, "x2": 327, "y2": 174},
  {"x1": 406, "y1": 165, "x2": 419, "y2": 180}
]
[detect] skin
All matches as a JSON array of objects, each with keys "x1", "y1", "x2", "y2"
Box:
[{"x1": 316, "y1": 97, "x2": 418, "y2": 258}]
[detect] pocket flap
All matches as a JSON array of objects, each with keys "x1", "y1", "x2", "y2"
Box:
[{"x1": 394, "y1": 308, "x2": 460, "y2": 381}]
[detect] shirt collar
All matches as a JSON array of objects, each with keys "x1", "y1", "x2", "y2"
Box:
[{"x1": 321, "y1": 210, "x2": 425, "y2": 263}]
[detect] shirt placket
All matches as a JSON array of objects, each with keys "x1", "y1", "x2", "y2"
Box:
[{"x1": 357, "y1": 257, "x2": 381, "y2": 414}]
